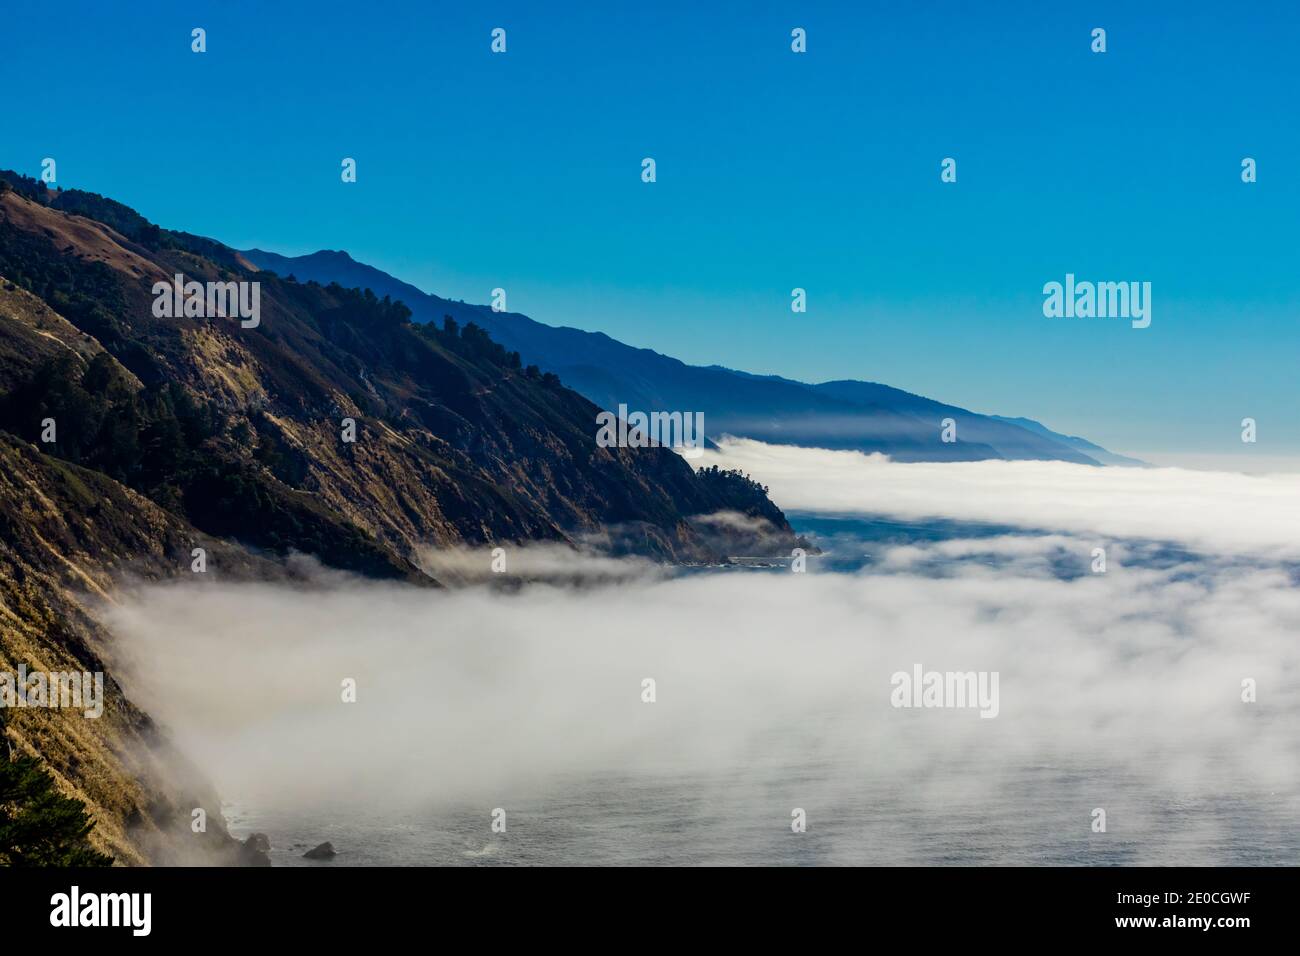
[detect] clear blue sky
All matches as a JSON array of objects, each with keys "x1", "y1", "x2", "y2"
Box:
[{"x1": 4, "y1": 0, "x2": 1298, "y2": 462}]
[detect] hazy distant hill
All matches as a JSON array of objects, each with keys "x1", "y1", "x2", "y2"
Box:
[
  {"x1": 988, "y1": 416, "x2": 1147, "y2": 467},
  {"x1": 242, "y1": 249, "x2": 1136, "y2": 466}
]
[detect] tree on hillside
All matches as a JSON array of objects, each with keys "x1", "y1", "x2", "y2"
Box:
[{"x1": 0, "y1": 713, "x2": 113, "y2": 866}]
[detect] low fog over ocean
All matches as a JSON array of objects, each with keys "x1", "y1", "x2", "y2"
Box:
[{"x1": 103, "y1": 441, "x2": 1300, "y2": 865}]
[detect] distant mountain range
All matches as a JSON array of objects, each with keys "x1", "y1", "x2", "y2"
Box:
[
  {"x1": 986, "y1": 415, "x2": 1145, "y2": 468},
  {"x1": 241, "y1": 249, "x2": 1143, "y2": 467}
]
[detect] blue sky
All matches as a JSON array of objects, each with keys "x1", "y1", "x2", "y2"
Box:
[{"x1": 4, "y1": 0, "x2": 1298, "y2": 462}]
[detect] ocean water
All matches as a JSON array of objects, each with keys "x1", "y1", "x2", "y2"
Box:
[
  {"x1": 219, "y1": 514, "x2": 1300, "y2": 867},
  {"x1": 226, "y1": 761, "x2": 1300, "y2": 867}
]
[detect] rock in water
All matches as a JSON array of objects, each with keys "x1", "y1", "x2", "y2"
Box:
[
  {"x1": 303, "y1": 842, "x2": 337, "y2": 860},
  {"x1": 239, "y1": 833, "x2": 272, "y2": 867}
]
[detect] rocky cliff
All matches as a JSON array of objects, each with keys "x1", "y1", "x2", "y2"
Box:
[{"x1": 0, "y1": 172, "x2": 805, "y2": 863}]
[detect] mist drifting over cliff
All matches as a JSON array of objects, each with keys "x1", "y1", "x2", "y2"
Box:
[{"x1": 97, "y1": 444, "x2": 1300, "y2": 864}]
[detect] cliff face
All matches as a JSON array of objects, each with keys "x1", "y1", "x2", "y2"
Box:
[
  {"x1": 0, "y1": 173, "x2": 805, "y2": 863},
  {"x1": 0, "y1": 434, "x2": 277, "y2": 864},
  {"x1": 0, "y1": 179, "x2": 799, "y2": 569}
]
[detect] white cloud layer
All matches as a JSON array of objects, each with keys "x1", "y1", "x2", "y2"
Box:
[
  {"x1": 695, "y1": 437, "x2": 1300, "y2": 559},
  {"x1": 96, "y1": 441, "x2": 1300, "y2": 863}
]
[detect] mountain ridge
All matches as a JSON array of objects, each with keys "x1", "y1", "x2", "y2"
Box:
[
  {"x1": 0, "y1": 170, "x2": 805, "y2": 863},
  {"x1": 240, "y1": 248, "x2": 1139, "y2": 467}
]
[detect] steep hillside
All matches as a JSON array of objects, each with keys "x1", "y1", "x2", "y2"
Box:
[
  {"x1": 238, "y1": 248, "x2": 1113, "y2": 465},
  {"x1": 0, "y1": 171, "x2": 805, "y2": 864},
  {"x1": 0, "y1": 432, "x2": 280, "y2": 864},
  {"x1": 0, "y1": 176, "x2": 798, "y2": 567}
]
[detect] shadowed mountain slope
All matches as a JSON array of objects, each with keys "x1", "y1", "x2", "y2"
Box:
[
  {"x1": 240, "y1": 248, "x2": 1130, "y2": 466},
  {"x1": 0, "y1": 170, "x2": 802, "y2": 863}
]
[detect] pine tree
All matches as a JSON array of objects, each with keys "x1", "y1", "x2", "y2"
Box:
[{"x1": 0, "y1": 713, "x2": 113, "y2": 866}]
